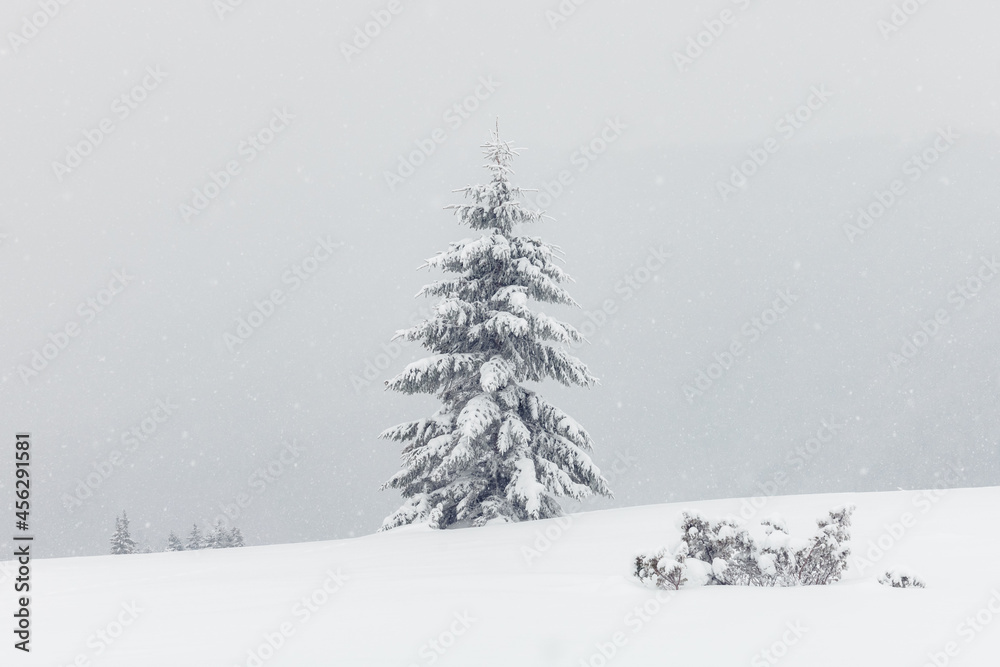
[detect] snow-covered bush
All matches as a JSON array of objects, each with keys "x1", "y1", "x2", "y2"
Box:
[
  {"x1": 878, "y1": 568, "x2": 926, "y2": 589},
  {"x1": 676, "y1": 511, "x2": 764, "y2": 586},
  {"x1": 795, "y1": 505, "x2": 854, "y2": 586},
  {"x1": 634, "y1": 505, "x2": 855, "y2": 589},
  {"x1": 634, "y1": 543, "x2": 688, "y2": 590}
]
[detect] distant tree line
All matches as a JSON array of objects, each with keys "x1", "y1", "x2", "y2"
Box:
[{"x1": 110, "y1": 512, "x2": 244, "y2": 555}]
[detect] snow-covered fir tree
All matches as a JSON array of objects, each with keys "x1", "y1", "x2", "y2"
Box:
[
  {"x1": 186, "y1": 523, "x2": 205, "y2": 550},
  {"x1": 379, "y1": 126, "x2": 612, "y2": 530},
  {"x1": 228, "y1": 527, "x2": 245, "y2": 547},
  {"x1": 209, "y1": 519, "x2": 232, "y2": 548},
  {"x1": 109, "y1": 512, "x2": 136, "y2": 555},
  {"x1": 165, "y1": 531, "x2": 185, "y2": 552}
]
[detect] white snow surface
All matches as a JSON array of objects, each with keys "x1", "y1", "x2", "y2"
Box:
[{"x1": 7, "y1": 487, "x2": 1000, "y2": 666}]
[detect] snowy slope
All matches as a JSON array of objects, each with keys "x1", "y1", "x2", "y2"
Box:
[{"x1": 7, "y1": 486, "x2": 998, "y2": 666}]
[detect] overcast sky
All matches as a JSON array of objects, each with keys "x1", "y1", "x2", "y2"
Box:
[{"x1": 2, "y1": 0, "x2": 999, "y2": 557}]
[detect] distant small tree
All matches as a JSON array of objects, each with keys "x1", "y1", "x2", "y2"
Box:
[
  {"x1": 110, "y1": 512, "x2": 136, "y2": 555},
  {"x1": 165, "y1": 531, "x2": 185, "y2": 552},
  {"x1": 229, "y1": 527, "x2": 245, "y2": 548},
  {"x1": 209, "y1": 519, "x2": 233, "y2": 548},
  {"x1": 186, "y1": 523, "x2": 206, "y2": 550}
]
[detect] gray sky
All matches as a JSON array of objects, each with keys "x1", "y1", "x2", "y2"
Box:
[{"x1": 2, "y1": 0, "x2": 999, "y2": 557}]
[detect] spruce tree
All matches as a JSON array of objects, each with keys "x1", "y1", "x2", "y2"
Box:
[
  {"x1": 209, "y1": 519, "x2": 232, "y2": 548},
  {"x1": 229, "y1": 527, "x2": 245, "y2": 547},
  {"x1": 379, "y1": 127, "x2": 612, "y2": 530},
  {"x1": 165, "y1": 531, "x2": 185, "y2": 552},
  {"x1": 186, "y1": 523, "x2": 205, "y2": 550},
  {"x1": 109, "y1": 512, "x2": 136, "y2": 555}
]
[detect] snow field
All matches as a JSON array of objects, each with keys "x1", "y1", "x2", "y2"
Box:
[{"x1": 6, "y1": 486, "x2": 998, "y2": 666}]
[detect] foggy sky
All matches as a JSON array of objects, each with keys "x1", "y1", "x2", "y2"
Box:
[{"x1": 2, "y1": 0, "x2": 999, "y2": 557}]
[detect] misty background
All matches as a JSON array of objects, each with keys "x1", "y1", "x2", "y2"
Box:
[{"x1": 2, "y1": 0, "x2": 999, "y2": 557}]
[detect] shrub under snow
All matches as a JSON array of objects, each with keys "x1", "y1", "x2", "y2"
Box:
[
  {"x1": 878, "y1": 568, "x2": 926, "y2": 589},
  {"x1": 634, "y1": 505, "x2": 855, "y2": 589}
]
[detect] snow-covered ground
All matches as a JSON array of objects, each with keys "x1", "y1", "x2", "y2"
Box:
[{"x1": 7, "y1": 486, "x2": 999, "y2": 666}]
